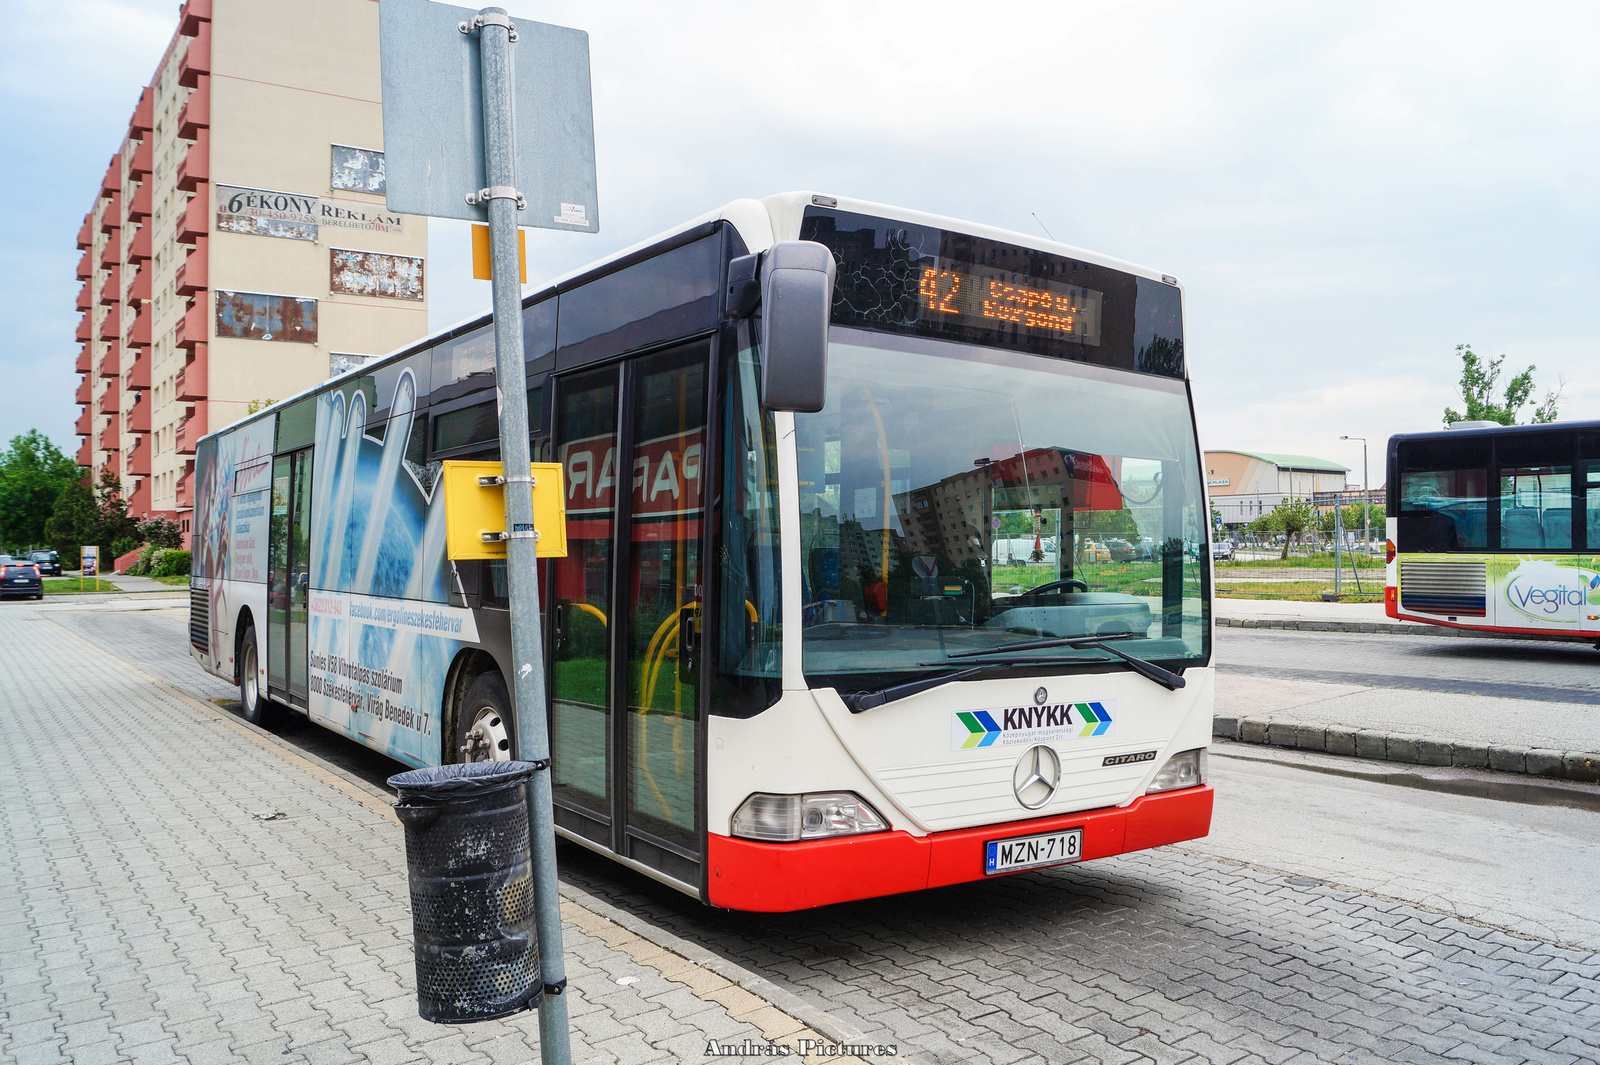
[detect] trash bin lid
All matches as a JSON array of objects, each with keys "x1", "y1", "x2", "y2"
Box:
[{"x1": 389, "y1": 760, "x2": 540, "y2": 801}]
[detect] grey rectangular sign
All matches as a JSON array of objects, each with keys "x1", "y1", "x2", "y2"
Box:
[{"x1": 378, "y1": 0, "x2": 599, "y2": 231}]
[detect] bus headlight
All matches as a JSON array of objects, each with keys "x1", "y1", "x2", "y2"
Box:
[
  {"x1": 731, "y1": 791, "x2": 889, "y2": 842},
  {"x1": 1146, "y1": 748, "x2": 1207, "y2": 794}
]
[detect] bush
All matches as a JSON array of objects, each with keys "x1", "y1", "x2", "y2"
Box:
[
  {"x1": 110, "y1": 536, "x2": 138, "y2": 563},
  {"x1": 138, "y1": 516, "x2": 184, "y2": 550},
  {"x1": 125, "y1": 542, "x2": 158, "y2": 576},
  {"x1": 153, "y1": 550, "x2": 191, "y2": 577}
]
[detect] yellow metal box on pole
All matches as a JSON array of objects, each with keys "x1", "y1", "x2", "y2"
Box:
[{"x1": 442, "y1": 461, "x2": 567, "y2": 560}]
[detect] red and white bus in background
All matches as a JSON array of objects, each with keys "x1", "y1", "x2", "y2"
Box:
[
  {"x1": 1386, "y1": 421, "x2": 1600, "y2": 643},
  {"x1": 189, "y1": 193, "x2": 1215, "y2": 912}
]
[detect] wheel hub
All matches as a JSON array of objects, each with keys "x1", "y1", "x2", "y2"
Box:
[{"x1": 461, "y1": 706, "x2": 512, "y2": 762}]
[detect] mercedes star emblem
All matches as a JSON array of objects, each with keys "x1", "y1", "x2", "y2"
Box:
[
  {"x1": 1034, "y1": 686, "x2": 1049, "y2": 705},
  {"x1": 1012, "y1": 744, "x2": 1061, "y2": 810}
]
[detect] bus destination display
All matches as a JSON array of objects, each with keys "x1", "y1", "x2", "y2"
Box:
[{"x1": 917, "y1": 264, "x2": 1102, "y2": 347}]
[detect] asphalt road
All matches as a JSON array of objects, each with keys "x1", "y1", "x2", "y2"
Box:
[
  {"x1": 1215, "y1": 624, "x2": 1600, "y2": 703},
  {"x1": 38, "y1": 598, "x2": 1600, "y2": 1064}
]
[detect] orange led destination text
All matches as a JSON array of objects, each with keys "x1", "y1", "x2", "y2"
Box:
[{"x1": 919, "y1": 267, "x2": 1090, "y2": 336}]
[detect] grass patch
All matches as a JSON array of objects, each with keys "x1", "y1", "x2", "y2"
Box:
[
  {"x1": 43, "y1": 578, "x2": 117, "y2": 593},
  {"x1": 152, "y1": 575, "x2": 190, "y2": 586}
]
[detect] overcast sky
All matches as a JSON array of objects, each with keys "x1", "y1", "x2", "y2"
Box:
[{"x1": 4, "y1": 0, "x2": 1597, "y2": 487}]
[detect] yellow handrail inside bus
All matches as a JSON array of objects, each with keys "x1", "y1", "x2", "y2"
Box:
[{"x1": 570, "y1": 602, "x2": 607, "y2": 626}]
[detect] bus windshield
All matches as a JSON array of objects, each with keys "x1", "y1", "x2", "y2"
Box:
[{"x1": 795, "y1": 328, "x2": 1209, "y2": 686}]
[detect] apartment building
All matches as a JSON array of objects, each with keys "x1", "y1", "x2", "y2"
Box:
[{"x1": 72, "y1": 0, "x2": 429, "y2": 536}]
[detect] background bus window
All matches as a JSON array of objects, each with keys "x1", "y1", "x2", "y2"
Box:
[
  {"x1": 1499, "y1": 465, "x2": 1573, "y2": 550},
  {"x1": 1398, "y1": 468, "x2": 1488, "y2": 551},
  {"x1": 1587, "y1": 462, "x2": 1600, "y2": 551}
]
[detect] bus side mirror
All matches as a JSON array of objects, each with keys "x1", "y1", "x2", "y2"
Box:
[{"x1": 758, "y1": 241, "x2": 835, "y2": 413}]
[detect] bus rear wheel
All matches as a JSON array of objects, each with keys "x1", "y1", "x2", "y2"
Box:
[
  {"x1": 458, "y1": 671, "x2": 514, "y2": 762},
  {"x1": 237, "y1": 624, "x2": 282, "y2": 729}
]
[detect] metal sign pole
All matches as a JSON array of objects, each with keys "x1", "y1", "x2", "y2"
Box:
[{"x1": 469, "y1": 8, "x2": 571, "y2": 1063}]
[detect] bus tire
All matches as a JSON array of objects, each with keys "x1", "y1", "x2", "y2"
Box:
[
  {"x1": 458, "y1": 671, "x2": 514, "y2": 762},
  {"x1": 237, "y1": 624, "x2": 282, "y2": 729}
]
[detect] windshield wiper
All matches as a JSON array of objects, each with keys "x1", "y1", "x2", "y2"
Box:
[
  {"x1": 844, "y1": 662, "x2": 1013, "y2": 713},
  {"x1": 951, "y1": 631, "x2": 1186, "y2": 692}
]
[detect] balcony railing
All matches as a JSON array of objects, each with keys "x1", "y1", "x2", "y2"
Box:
[
  {"x1": 176, "y1": 238, "x2": 207, "y2": 296},
  {"x1": 175, "y1": 401, "x2": 207, "y2": 455},
  {"x1": 75, "y1": 345, "x2": 92, "y2": 373},
  {"x1": 97, "y1": 379, "x2": 120, "y2": 414},
  {"x1": 99, "y1": 265, "x2": 121, "y2": 306},
  {"x1": 178, "y1": 21, "x2": 210, "y2": 87},
  {"x1": 177, "y1": 81, "x2": 209, "y2": 139},
  {"x1": 100, "y1": 155, "x2": 121, "y2": 196},
  {"x1": 128, "y1": 181, "x2": 152, "y2": 223},
  {"x1": 176, "y1": 345, "x2": 207, "y2": 401},
  {"x1": 75, "y1": 376, "x2": 92, "y2": 404},
  {"x1": 175, "y1": 301, "x2": 206, "y2": 350},
  {"x1": 127, "y1": 224, "x2": 152, "y2": 264},
  {"x1": 98, "y1": 422, "x2": 120, "y2": 452},
  {"x1": 99, "y1": 340, "x2": 122, "y2": 379},
  {"x1": 128, "y1": 138, "x2": 153, "y2": 182},
  {"x1": 175, "y1": 467, "x2": 193, "y2": 508},
  {"x1": 176, "y1": 196, "x2": 207, "y2": 244},
  {"x1": 77, "y1": 249, "x2": 92, "y2": 279},
  {"x1": 176, "y1": 129, "x2": 209, "y2": 192},
  {"x1": 124, "y1": 348, "x2": 151, "y2": 391},
  {"x1": 99, "y1": 193, "x2": 121, "y2": 233},
  {"x1": 75, "y1": 406, "x2": 94, "y2": 436},
  {"x1": 97, "y1": 306, "x2": 120, "y2": 341},
  {"x1": 98, "y1": 230, "x2": 120, "y2": 267},
  {"x1": 127, "y1": 437, "x2": 152, "y2": 476}
]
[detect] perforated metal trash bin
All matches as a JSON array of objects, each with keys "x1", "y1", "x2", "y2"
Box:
[{"x1": 389, "y1": 761, "x2": 542, "y2": 1024}]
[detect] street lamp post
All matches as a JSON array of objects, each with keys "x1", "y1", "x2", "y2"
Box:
[{"x1": 1340, "y1": 435, "x2": 1369, "y2": 550}]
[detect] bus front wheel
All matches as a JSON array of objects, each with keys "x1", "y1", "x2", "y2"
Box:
[
  {"x1": 237, "y1": 625, "x2": 282, "y2": 729},
  {"x1": 458, "y1": 672, "x2": 514, "y2": 762}
]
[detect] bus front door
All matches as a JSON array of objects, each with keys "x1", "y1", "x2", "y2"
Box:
[
  {"x1": 266, "y1": 448, "x2": 312, "y2": 707},
  {"x1": 549, "y1": 342, "x2": 709, "y2": 890}
]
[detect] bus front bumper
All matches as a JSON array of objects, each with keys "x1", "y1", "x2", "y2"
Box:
[{"x1": 706, "y1": 785, "x2": 1213, "y2": 911}]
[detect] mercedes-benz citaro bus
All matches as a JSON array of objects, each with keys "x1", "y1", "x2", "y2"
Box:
[
  {"x1": 189, "y1": 193, "x2": 1214, "y2": 912},
  {"x1": 1386, "y1": 420, "x2": 1600, "y2": 641}
]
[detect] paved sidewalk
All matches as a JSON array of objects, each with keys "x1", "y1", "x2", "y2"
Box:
[
  {"x1": 1217, "y1": 598, "x2": 1390, "y2": 625},
  {"x1": 104, "y1": 574, "x2": 178, "y2": 594},
  {"x1": 0, "y1": 604, "x2": 889, "y2": 1065}
]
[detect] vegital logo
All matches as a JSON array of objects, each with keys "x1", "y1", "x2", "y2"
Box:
[
  {"x1": 952, "y1": 702, "x2": 1115, "y2": 751},
  {"x1": 1502, "y1": 560, "x2": 1600, "y2": 622}
]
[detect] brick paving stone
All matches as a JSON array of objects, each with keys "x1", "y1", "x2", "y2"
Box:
[{"x1": 0, "y1": 605, "x2": 886, "y2": 1065}]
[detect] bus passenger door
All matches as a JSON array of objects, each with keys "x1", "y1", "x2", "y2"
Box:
[
  {"x1": 620, "y1": 345, "x2": 707, "y2": 884},
  {"x1": 266, "y1": 448, "x2": 313, "y2": 707},
  {"x1": 548, "y1": 342, "x2": 709, "y2": 890}
]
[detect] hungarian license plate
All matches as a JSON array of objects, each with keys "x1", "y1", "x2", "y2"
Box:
[{"x1": 985, "y1": 828, "x2": 1083, "y2": 874}]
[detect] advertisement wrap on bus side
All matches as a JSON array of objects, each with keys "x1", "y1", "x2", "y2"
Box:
[
  {"x1": 1400, "y1": 552, "x2": 1600, "y2": 632},
  {"x1": 1496, "y1": 557, "x2": 1600, "y2": 626},
  {"x1": 306, "y1": 590, "x2": 478, "y2": 764},
  {"x1": 303, "y1": 370, "x2": 464, "y2": 767}
]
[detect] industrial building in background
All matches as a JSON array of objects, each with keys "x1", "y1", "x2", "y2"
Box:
[
  {"x1": 72, "y1": 0, "x2": 429, "y2": 539},
  {"x1": 1204, "y1": 450, "x2": 1351, "y2": 531}
]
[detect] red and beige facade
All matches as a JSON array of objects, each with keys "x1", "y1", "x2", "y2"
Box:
[{"x1": 73, "y1": 0, "x2": 429, "y2": 534}]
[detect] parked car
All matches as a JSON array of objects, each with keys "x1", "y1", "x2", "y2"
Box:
[
  {"x1": 0, "y1": 555, "x2": 44, "y2": 599},
  {"x1": 27, "y1": 550, "x2": 62, "y2": 576},
  {"x1": 1211, "y1": 539, "x2": 1235, "y2": 561},
  {"x1": 1105, "y1": 538, "x2": 1140, "y2": 562}
]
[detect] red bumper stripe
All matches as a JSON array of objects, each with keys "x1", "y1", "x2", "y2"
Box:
[{"x1": 706, "y1": 785, "x2": 1214, "y2": 912}]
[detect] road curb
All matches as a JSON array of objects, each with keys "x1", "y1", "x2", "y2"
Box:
[
  {"x1": 1216, "y1": 615, "x2": 1600, "y2": 644},
  {"x1": 1214, "y1": 714, "x2": 1600, "y2": 783}
]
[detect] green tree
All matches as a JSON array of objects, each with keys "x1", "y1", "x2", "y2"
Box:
[
  {"x1": 94, "y1": 469, "x2": 140, "y2": 560},
  {"x1": 1443, "y1": 344, "x2": 1563, "y2": 426},
  {"x1": 1249, "y1": 497, "x2": 1318, "y2": 559},
  {"x1": 0, "y1": 430, "x2": 83, "y2": 549},
  {"x1": 44, "y1": 479, "x2": 97, "y2": 568},
  {"x1": 1317, "y1": 502, "x2": 1387, "y2": 535}
]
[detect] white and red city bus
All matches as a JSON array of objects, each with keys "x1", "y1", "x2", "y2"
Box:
[
  {"x1": 1386, "y1": 421, "x2": 1600, "y2": 642},
  {"x1": 189, "y1": 193, "x2": 1214, "y2": 911}
]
